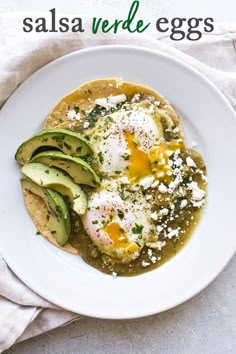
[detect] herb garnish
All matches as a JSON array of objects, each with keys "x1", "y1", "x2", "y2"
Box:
[
  {"x1": 117, "y1": 209, "x2": 124, "y2": 220},
  {"x1": 98, "y1": 151, "x2": 104, "y2": 164},
  {"x1": 104, "y1": 116, "x2": 114, "y2": 125},
  {"x1": 73, "y1": 105, "x2": 80, "y2": 113},
  {"x1": 121, "y1": 153, "x2": 130, "y2": 160},
  {"x1": 132, "y1": 223, "x2": 144, "y2": 234}
]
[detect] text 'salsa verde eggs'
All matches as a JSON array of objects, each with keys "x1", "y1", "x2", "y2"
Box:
[{"x1": 15, "y1": 79, "x2": 207, "y2": 277}]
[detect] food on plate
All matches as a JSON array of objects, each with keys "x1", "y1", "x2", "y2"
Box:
[
  {"x1": 21, "y1": 163, "x2": 88, "y2": 215},
  {"x1": 15, "y1": 128, "x2": 92, "y2": 164},
  {"x1": 15, "y1": 79, "x2": 207, "y2": 276},
  {"x1": 30, "y1": 151, "x2": 100, "y2": 186},
  {"x1": 21, "y1": 178, "x2": 71, "y2": 246}
]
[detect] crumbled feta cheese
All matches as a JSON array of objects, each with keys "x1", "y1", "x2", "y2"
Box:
[
  {"x1": 112, "y1": 272, "x2": 117, "y2": 278},
  {"x1": 95, "y1": 94, "x2": 127, "y2": 110},
  {"x1": 150, "y1": 211, "x2": 158, "y2": 221},
  {"x1": 67, "y1": 110, "x2": 80, "y2": 120},
  {"x1": 186, "y1": 156, "x2": 196, "y2": 168},
  {"x1": 173, "y1": 157, "x2": 183, "y2": 167},
  {"x1": 95, "y1": 97, "x2": 109, "y2": 109},
  {"x1": 180, "y1": 199, "x2": 188, "y2": 209},
  {"x1": 83, "y1": 121, "x2": 90, "y2": 129},
  {"x1": 196, "y1": 169, "x2": 207, "y2": 183},
  {"x1": 188, "y1": 181, "x2": 205, "y2": 201},
  {"x1": 156, "y1": 241, "x2": 166, "y2": 250},
  {"x1": 147, "y1": 248, "x2": 152, "y2": 257},
  {"x1": 139, "y1": 176, "x2": 155, "y2": 190},
  {"x1": 158, "y1": 183, "x2": 168, "y2": 194},
  {"x1": 109, "y1": 94, "x2": 127, "y2": 106},
  {"x1": 192, "y1": 199, "x2": 205, "y2": 208},
  {"x1": 168, "y1": 174, "x2": 182, "y2": 192},
  {"x1": 167, "y1": 229, "x2": 179, "y2": 239},
  {"x1": 131, "y1": 93, "x2": 141, "y2": 103},
  {"x1": 120, "y1": 176, "x2": 129, "y2": 184},
  {"x1": 146, "y1": 194, "x2": 152, "y2": 200},
  {"x1": 160, "y1": 208, "x2": 169, "y2": 216},
  {"x1": 151, "y1": 256, "x2": 157, "y2": 263},
  {"x1": 151, "y1": 180, "x2": 159, "y2": 188},
  {"x1": 146, "y1": 240, "x2": 166, "y2": 250},
  {"x1": 142, "y1": 261, "x2": 150, "y2": 268},
  {"x1": 156, "y1": 225, "x2": 164, "y2": 233}
]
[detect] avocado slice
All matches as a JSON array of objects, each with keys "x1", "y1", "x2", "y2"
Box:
[
  {"x1": 21, "y1": 178, "x2": 71, "y2": 246},
  {"x1": 30, "y1": 151, "x2": 100, "y2": 187},
  {"x1": 15, "y1": 128, "x2": 93, "y2": 164},
  {"x1": 21, "y1": 163, "x2": 87, "y2": 215}
]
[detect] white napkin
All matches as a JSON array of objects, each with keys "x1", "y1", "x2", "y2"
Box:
[{"x1": 0, "y1": 12, "x2": 235, "y2": 352}]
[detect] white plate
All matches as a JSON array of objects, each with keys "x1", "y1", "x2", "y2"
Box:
[{"x1": 0, "y1": 46, "x2": 235, "y2": 319}]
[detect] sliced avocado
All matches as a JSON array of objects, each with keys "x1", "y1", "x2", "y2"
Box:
[
  {"x1": 30, "y1": 151, "x2": 100, "y2": 187},
  {"x1": 21, "y1": 178, "x2": 71, "y2": 246},
  {"x1": 21, "y1": 163, "x2": 87, "y2": 215},
  {"x1": 15, "y1": 128, "x2": 93, "y2": 164}
]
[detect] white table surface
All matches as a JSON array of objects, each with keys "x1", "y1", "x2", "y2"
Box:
[{"x1": 1, "y1": 0, "x2": 236, "y2": 353}]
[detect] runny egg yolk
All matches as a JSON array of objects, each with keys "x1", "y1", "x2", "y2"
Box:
[
  {"x1": 102, "y1": 222, "x2": 129, "y2": 248},
  {"x1": 102, "y1": 221, "x2": 139, "y2": 259},
  {"x1": 149, "y1": 140, "x2": 185, "y2": 183},
  {"x1": 125, "y1": 131, "x2": 152, "y2": 183}
]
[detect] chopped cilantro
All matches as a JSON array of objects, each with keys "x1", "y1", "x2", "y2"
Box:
[
  {"x1": 132, "y1": 223, "x2": 144, "y2": 234},
  {"x1": 92, "y1": 220, "x2": 98, "y2": 224},
  {"x1": 104, "y1": 116, "x2": 114, "y2": 125},
  {"x1": 44, "y1": 170, "x2": 49, "y2": 174},
  {"x1": 98, "y1": 151, "x2": 104, "y2": 164},
  {"x1": 132, "y1": 140, "x2": 138, "y2": 147},
  {"x1": 73, "y1": 105, "x2": 80, "y2": 113},
  {"x1": 73, "y1": 195, "x2": 80, "y2": 200},
  {"x1": 103, "y1": 132, "x2": 112, "y2": 140},
  {"x1": 121, "y1": 153, "x2": 130, "y2": 160},
  {"x1": 117, "y1": 209, "x2": 124, "y2": 220}
]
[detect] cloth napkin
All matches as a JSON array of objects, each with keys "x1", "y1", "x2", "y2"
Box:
[{"x1": 0, "y1": 12, "x2": 235, "y2": 352}]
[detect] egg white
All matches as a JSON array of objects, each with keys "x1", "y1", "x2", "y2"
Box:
[
  {"x1": 81, "y1": 105, "x2": 166, "y2": 262},
  {"x1": 89, "y1": 109, "x2": 160, "y2": 176},
  {"x1": 81, "y1": 179, "x2": 156, "y2": 262}
]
